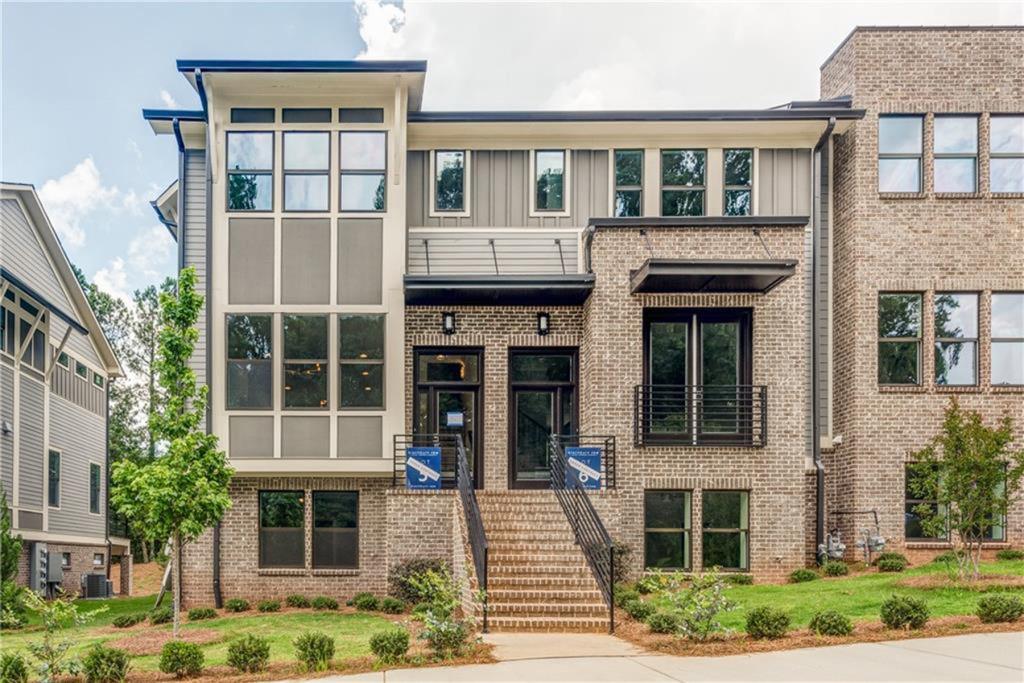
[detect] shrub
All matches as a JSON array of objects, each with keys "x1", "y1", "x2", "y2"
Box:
[
  {"x1": 635, "y1": 576, "x2": 659, "y2": 595},
  {"x1": 724, "y1": 573, "x2": 754, "y2": 585},
  {"x1": 369, "y1": 628, "x2": 410, "y2": 664},
  {"x1": 257, "y1": 600, "x2": 281, "y2": 613},
  {"x1": 149, "y1": 606, "x2": 172, "y2": 625},
  {"x1": 880, "y1": 595, "x2": 929, "y2": 630},
  {"x1": 646, "y1": 611, "x2": 680, "y2": 635},
  {"x1": 976, "y1": 594, "x2": 1024, "y2": 623},
  {"x1": 614, "y1": 584, "x2": 640, "y2": 608},
  {"x1": 286, "y1": 594, "x2": 311, "y2": 608},
  {"x1": 82, "y1": 644, "x2": 131, "y2": 683},
  {"x1": 877, "y1": 557, "x2": 907, "y2": 573},
  {"x1": 380, "y1": 596, "x2": 405, "y2": 614},
  {"x1": 226, "y1": 634, "x2": 270, "y2": 673},
  {"x1": 294, "y1": 631, "x2": 334, "y2": 672},
  {"x1": 420, "y1": 613, "x2": 471, "y2": 659},
  {"x1": 611, "y1": 539, "x2": 632, "y2": 583},
  {"x1": 224, "y1": 598, "x2": 250, "y2": 613},
  {"x1": 745, "y1": 606, "x2": 790, "y2": 639},
  {"x1": 789, "y1": 568, "x2": 818, "y2": 583},
  {"x1": 623, "y1": 599, "x2": 656, "y2": 621},
  {"x1": 669, "y1": 570, "x2": 736, "y2": 641},
  {"x1": 311, "y1": 596, "x2": 339, "y2": 611},
  {"x1": 808, "y1": 610, "x2": 853, "y2": 636},
  {"x1": 159, "y1": 641, "x2": 204, "y2": 678},
  {"x1": 0, "y1": 653, "x2": 29, "y2": 683},
  {"x1": 187, "y1": 607, "x2": 216, "y2": 621},
  {"x1": 352, "y1": 592, "x2": 380, "y2": 611},
  {"x1": 822, "y1": 561, "x2": 849, "y2": 577},
  {"x1": 111, "y1": 613, "x2": 146, "y2": 628},
  {"x1": 0, "y1": 582, "x2": 27, "y2": 629},
  {"x1": 995, "y1": 549, "x2": 1024, "y2": 561},
  {"x1": 388, "y1": 558, "x2": 449, "y2": 603},
  {"x1": 874, "y1": 552, "x2": 908, "y2": 569},
  {"x1": 933, "y1": 550, "x2": 963, "y2": 564}
]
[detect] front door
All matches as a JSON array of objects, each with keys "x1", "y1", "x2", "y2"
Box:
[
  {"x1": 414, "y1": 349, "x2": 483, "y2": 487},
  {"x1": 509, "y1": 349, "x2": 578, "y2": 489}
]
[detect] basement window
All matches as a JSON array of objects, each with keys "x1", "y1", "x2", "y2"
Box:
[
  {"x1": 661, "y1": 149, "x2": 705, "y2": 216},
  {"x1": 312, "y1": 491, "x2": 359, "y2": 569},
  {"x1": 878, "y1": 293, "x2": 922, "y2": 385},
  {"x1": 934, "y1": 293, "x2": 978, "y2": 386},
  {"x1": 701, "y1": 490, "x2": 749, "y2": 571},
  {"x1": 878, "y1": 115, "x2": 923, "y2": 192},
  {"x1": 990, "y1": 116, "x2": 1024, "y2": 193},
  {"x1": 644, "y1": 490, "x2": 691, "y2": 570},
  {"x1": 259, "y1": 491, "x2": 305, "y2": 568}
]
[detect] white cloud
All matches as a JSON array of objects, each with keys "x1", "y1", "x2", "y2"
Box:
[
  {"x1": 38, "y1": 158, "x2": 120, "y2": 248},
  {"x1": 127, "y1": 224, "x2": 175, "y2": 279},
  {"x1": 93, "y1": 257, "x2": 131, "y2": 304},
  {"x1": 159, "y1": 89, "x2": 178, "y2": 108}
]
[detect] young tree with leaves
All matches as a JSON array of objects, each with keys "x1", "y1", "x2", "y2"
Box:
[
  {"x1": 111, "y1": 267, "x2": 233, "y2": 636},
  {"x1": 908, "y1": 398, "x2": 1024, "y2": 581},
  {"x1": 1, "y1": 487, "x2": 26, "y2": 628}
]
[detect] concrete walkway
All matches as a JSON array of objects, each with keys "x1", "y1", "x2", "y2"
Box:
[{"x1": 310, "y1": 631, "x2": 1024, "y2": 682}]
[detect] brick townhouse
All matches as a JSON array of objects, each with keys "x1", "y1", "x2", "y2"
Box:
[{"x1": 142, "y1": 26, "x2": 1023, "y2": 631}]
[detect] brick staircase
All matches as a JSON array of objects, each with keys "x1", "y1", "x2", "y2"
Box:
[{"x1": 478, "y1": 490, "x2": 610, "y2": 632}]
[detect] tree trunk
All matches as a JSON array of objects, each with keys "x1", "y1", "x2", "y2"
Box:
[{"x1": 172, "y1": 530, "x2": 181, "y2": 638}]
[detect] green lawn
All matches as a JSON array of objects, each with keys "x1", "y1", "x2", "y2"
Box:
[{"x1": 645, "y1": 559, "x2": 1024, "y2": 629}]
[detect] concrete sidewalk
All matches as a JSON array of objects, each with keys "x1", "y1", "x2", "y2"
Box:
[{"x1": 308, "y1": 631, "x2": 1024, "y2": 682}]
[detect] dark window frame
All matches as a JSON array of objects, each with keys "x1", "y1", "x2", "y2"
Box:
[
  {"x1": 258, "y1": 489, "x2": 306, "y2": 569},
  {"x1": 877, "y1": 292, "x2": 923, "y2": 386},
  {"x1": 338, "y1": 314, "x2": 386, "y2": 410},
  {"x1": 339, "y1": 130, "x2": 388, "y2": 213},
  {"x1": 226, "y1": 131, "x2": 275, "y2": 213},
  {"x1": 723, "y1": 148, "x2": 753, "y2": 216},
  {"x1": 991, "y1": 291, "x2": 1024, "y2": 386},
  {"x1": 92, "y1": 372, "x2": 105, "y2": 389},
  {"x1": 660, "y1": 148, "x2": 706, "y2": 217},
  {"x1": 433, "y1": 149, "x2": 468, "y2": 213},
  {"x1": 282, "y1": 130, "x2": 331, "y2": 213},
  {"x1": 644, "y1": 489, "x2": 692, "y2": 571},
  {"x1": 933, "y1": 115, "x2": 979, "y2": 194},
  {"x1": 878, "y1": 114, "x2": 924, "y2": 193},
  {"x1": 89, "y1": 462, "x2": 101, "y2": 514},
  {"x1": 904, "y1": 463, "x2": 948, "y2": 541},
  {"x1": 934, "y1": 291, "x2": 979, "y2": 386},
  {"x1": 989, "y1": 114, "x2": 1024, "y2": 194},
  {"x1": 225, "y1": 313, "x2": 274, "y2": 410},
  {"x1": 48, "y1": 450, "x2": 61, "y2": 508},
  {"x1": 311, "y1": 490, "x2": 359, "y2": 569},
  {"x1": 613, "y1": 149, "x2": 643, "y2": 218},
  {"x1": 75, "y1": 360, "x2": 89, "y2": 380},
  {"x1": 282, "y1": 314, "x2": 329, "y2": 410},
  {"x1": 700, "y1": 489, "x2": 750, "y2": 572}
]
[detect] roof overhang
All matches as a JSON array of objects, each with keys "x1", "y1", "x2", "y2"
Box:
[
  {"x1": 142, "y1": 109, "x2": 208, "y2": 148},
  {"x1": 629, "y1": 259, "x2": 797, "y2": 295},
  {"x1": 151, "y1": 179, "x2": 179, "y2": 241},
  {"x1": 404, "y1": 274, "x2": 595, "y2": 306}
]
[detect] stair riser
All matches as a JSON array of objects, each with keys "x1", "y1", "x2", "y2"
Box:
[
  {"x1": 486, "y1": 618, "x2": 610, "y2": 633},
  {"x1": 489, "y1": 590, "x2": 604, "y2": 602}
]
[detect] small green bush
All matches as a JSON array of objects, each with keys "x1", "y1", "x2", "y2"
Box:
[
  {"x1": 933, "y1": 550, "x2": 963, "y2": 564},
  {"x1": 745, "y1": 606, "x2": 790, "y2": 639},
  {"x1": 380, "y1": 596, "x2": 405, "y2": 614},
  {"x1": 82, "y1": 644, "x2": 131, "y2": 683},
  {"x1": 226, "y1": 634, "x2": 271, "y2": 673},
  {"x1": 789, "y1": 568, "x2": 818, "y2": 583},
  {"x1": 187, "y1": 607, "x2": 216, "y2": 621},
  {"x1": 369, "y1": 628, "x2": 410, "y2": 664},
  {"x1": 880, "y1": 595, "x2": 929, "y2": 630},
  {"x1": 614, "y1": 584, "x2": 640, "y2": 608},
  {"x1": 388, "y1": 558, "x2": 449, "y2": 603},
  {"x1": 112, "y1": 613, "x2": 146, "y2": 628},
  {"x1": 286, "y1": 594, "x2": 311, "y2": 608},
  {"x1": 421, "y1": 616, "x2": 471, "y2": 659},
  {"x1": 623, "y1": 599, "x2": 656, "y2": 621},
  {"x1": 725, "y1": 573, "x2": 754, "y2": 585},
  {"x1": 257, "y1": 600, "x2": 281, "y2": 613},
  {"x1": 410, "y1": 602, "x2": 430, "y2": 621},
  {"x1": 159, "y1": 641, "x2": 204, "y2": 678},
  {"x1": 808, "y1": 610, "x2": 853, "y2": 636},
  {"x1": 976, "y1": 594, "x2": 1024, "y2": 623},
  {"x1": 311, "y1": 596, "x2": 339, "y2": 611},
  {"x1": 646, "y1": 611, "x2": 680, "y2": 634},
  {"x1": 294, "y1": 631, "x2": 334, "y2": 672},
  {"x1": 822, "y1": 561, "x2": 849, "y2": 577},
  {"x1": 148, "y1": 606, "x2": 172, "y2": 625},
  {"x1": 0, "y1": 652, "x2": 30, "y2": 683},
  {"x1": 635, "y1": 576, "x2": 660, "y2": 594},
  {"x1": 224, "y1": 598, "x2": 250, "y2": 613},
  {"x1": 995, "y1": 549, "x2": 1024, "y2": 561},
  {"x1": 352, "y1": 592, "x2": 380, "y2": 611},
  {"x1": 877, "y1": 557, "x2": 907, "y2": 573}
]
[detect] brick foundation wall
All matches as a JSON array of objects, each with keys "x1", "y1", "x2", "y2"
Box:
[{"x1": 15, "y1": 542, "x2": 108, "y2": 597}]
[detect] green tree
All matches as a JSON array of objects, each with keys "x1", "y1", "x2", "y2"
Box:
[
  {"x1": 111, "y1": 267, "x2": 233, "y2": 636},
  {"x1": 909, "y1": 398, "x2": 1024, "y2": 580},
  {"x1": 1, "y1": 487, "x2": 27, "y2": 628}
]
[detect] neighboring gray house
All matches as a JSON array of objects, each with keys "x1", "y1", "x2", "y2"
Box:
[{"x1": 0, "y1": 182, "x2": 128, "y2": 597}]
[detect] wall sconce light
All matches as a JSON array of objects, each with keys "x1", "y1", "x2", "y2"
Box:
[
  {"x1": 442, "y1": 311, "x2": 456, "y2": 335},
  {"x1": 537, "y1": 312, "x2": 550, "y2": 336}
]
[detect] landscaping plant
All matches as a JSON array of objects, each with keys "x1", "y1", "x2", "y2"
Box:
[
  {"x1": 380, "y1": 596, "x2": 405, "y2": 614},
  {"x1": 614, "y1": 584, "x2": 641, "y2": 608},
  {"x1": 406, "y1": 567, "x2": 475, "y2": 658},
  {"x1": 352, "y1": 592, "x2": 380, "y2": 611},
  {"x1": 24, "y1": 590, "x2": 105, "y2": 682},
  {"x1": 663, "y1": 570, "x2": 736, "y2": 641},
  {"x1": 294, "y1": 631, "x2": 335, "y2": 672},
  {"x1": 187, "y1": 607, "x2": 216, "y2": 621},
  {"x1": 369, "y1": 628, "x2": 410, "y2": 664},
  {"x1": 224, "y1": 598, "x2": 250, "y2": 613},
  {"x1": 877, "y1": 556, "x2": 907, "y2": 573},
  {"x1": 286, "y1": 594, "x2": 311, "y2": 608},
  {"x1": 624, "y1": 599, "x2": 656, "y2": 622},
  {"x1": 0, "y1": 489, "x2": 26, "y2": 631},
  {"x1": 158, "y1": 641, "x2": 204, "y2": 678},
  {"x1": 789, "y1": 568, "x2": 818, "y2": 583},
  {"x1": 880, "y1": 595, "x2": 929, "y2": 630},
  {"x1": 388, "y1": 558, "x2": 449, "y2": 603},
  {"x1": 646, "y1": 611, "x2": 680, "y2": 635},
  {"x1": 0, "y1": 653, "x2": 29, "y2": 683},
  {"x1": 311, "y1": 596, "x2": 339, "y2": 611},
  {"x1": 112, "y1": 613, "x2": 146, "y2": 628},
  {"x1": 724, "y1": 573, "x2": 754, "y2": 585},
  {"x1": 745, "y1": 606, "x2": 790, "y2": 639},
  {"x1": 149, "y1": 606, "x2": 172, "y2": 625},
  {"x1": 995, "y1": 549, "x2": 1024, "y2": 561},
  {"x1": 82, "y1": 645, "x2": 130, "y2": 683},
  {"x1": 822, "y1": 561, "x2": 849, "y2": 577},
  {"x1": 808, "y1": 610, "x2": 853, "y2": 636},
  {"x1": 258, "y1": 599, "x2": 281, "y2": 613},
  {"x1": 976, "y1": 594, "x2": 1024, "y2": 623},
  {"x1": 226, "y1": 635, "x2": 271, "y2": 673}
]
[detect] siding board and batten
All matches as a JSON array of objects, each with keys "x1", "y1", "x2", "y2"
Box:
[
  {"x1": 758, "y1": 149, "x2": 812, "y2": 216},
  {"x1": 47, "y1": 395, "x2": 105, "y2": 538},
  {"x1": 1, "y1": 365, "x2": 13, "y2": 495},
  {"x1": 17, "y1": 375, "x2": 44, "y2": 510}
]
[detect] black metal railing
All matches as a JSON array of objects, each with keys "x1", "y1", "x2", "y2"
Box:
[
  {"x1": 551, "y1": 435, "x2": 617, "y2": 489},
  {"x1": 392, "y1": 433, "x2": 463, "y2": 488},
  {"x1": 108, "y1": 507, "x2": 129, "y2": 539},
  {"x1": 549, "y1": 435, "x2": 616, "y2": 633},
  {"x1": 634, "y1": 385, "x2": 767, "y2": 447},
  {"x1": 454, "y1": 435, "x2": 488, "y2": 632}
]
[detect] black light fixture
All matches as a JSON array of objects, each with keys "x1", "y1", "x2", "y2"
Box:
[
  {"x1": 442, "y1": 311, "x2": 456, "y2": 335},
  {"x1": 537, "y1": 312, "x2": 550, "y2": 336}
]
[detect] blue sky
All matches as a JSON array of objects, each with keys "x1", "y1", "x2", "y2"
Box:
[{"x1": 3, "y1": 1, "x2": 1020, "y2": 301}]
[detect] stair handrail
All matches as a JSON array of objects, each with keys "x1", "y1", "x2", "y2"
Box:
[
  {"x1": 548, "y1": 435, "x2": 616, "y2": 633},
  {"x1": 455, "y1": 435, "x2": 488, "y2": 633}
]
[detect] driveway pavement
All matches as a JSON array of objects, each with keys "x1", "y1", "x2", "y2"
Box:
[{"x1": 307, "y1": 631, "x2": 1024, "y2": 682}]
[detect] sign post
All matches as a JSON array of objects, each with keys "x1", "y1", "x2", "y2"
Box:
[{"x1": 406, "y1": 446, "x2": 442, "y2": 490}]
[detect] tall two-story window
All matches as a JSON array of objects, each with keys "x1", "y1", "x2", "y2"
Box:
[
  {"x1": 878, "y1": 293, "x2": 922, "y2": 385},
  {"x1": 934, "y1": 116, "x2": 978, "y2": 193},
  {"x1": 339, "y1": 314, "x2": 385, "y2": 409},
  {"x1": 312, "y1": 491, "x2": 359, "y2": 569},
  {"x1": 905, "y1": 464, "x2": 946, "y2": 540},
  {"x1": 723, "y1": 149, "x2": 753, "y2": 216},
  {"x1": 644, "y1": 490, "x2": 691, "y2": 570},
  {"x1": 878, "y1": 115, "x2": 923, "y2": 192},
  {"x1": 990, "y1": 116, "x2": 1024, "y2": 194},
  {"x1": 283, "y1": 315, "x2": 328, "y2": 409},
  {"x1": 434, "y1": 151, "x2": 466, "y2": 212},
  {"x1": 226, "y1": 314, "x2": 273, "y2": 409},
  {"x1": 934, "y1": 293, "x2": 978, "y2": 386},
  {"x1": 613, "y1": 149, "x2": 643, "y2": 217},
  {"x1": 339, "y1": 132, "x2": 386, "y2": 212},
  {"x1": 991, "y1": 293, "x2": 1024, "y2": 386},
  {"x1": 702, "y1": 490, "x2": 749, "y2": 571},
  {"x1": 48, "y1": 450, "x2": 60, "y2": 508},
  {"x1": 89, "y1": 463, "x2": 101, "y2": 514},
  {"x1": 283, "y1": 132, "x2": 330, "y2": 211},
  {"x1": 259, "y1": 491, "x2": 304, "y2": 568},
  {"x1": 661, "y1": 149, "x2": 705, "y2": 216},
  {"x1": 12, "y1": 295, "x2": 46, "y2": 372},
  {"x1": 0, "y1": 294, "x2": 13, "y2": 355},
  {"x1": 227, "y1": 132, "x2": 274, "y2": 211},
  {"x1": 534, "y1": 150, "x2": 566, "y2": 212}
]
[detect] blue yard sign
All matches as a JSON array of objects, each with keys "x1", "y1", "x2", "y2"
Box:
[
  {"x1": 565, "y1": 446, "x2": 602, "y2": 490},
  {"x1": 406, "y1": 446, "x2": 442, "y2": 489}
]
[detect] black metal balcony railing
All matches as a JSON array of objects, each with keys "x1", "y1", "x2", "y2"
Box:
[
  {"x1": 108, "y1": 507, "x2": 129, "y2": 539},
  {"x1": 454, "y1": 435, "x2": 488, "y2": 633},
  {"x1": 392, "y1": 433, "x2": 463, "y2": 488},
  {"x1": 551, "y1": 434, "x2": 617, "y2": 489},
  {"x1": 634, "y1": 385, "x2": 767, "y2": 447}
]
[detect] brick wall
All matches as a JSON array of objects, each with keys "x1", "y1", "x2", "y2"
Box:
[{"x1": 16, "y1": 542, "x2": 108, "y2": 597}]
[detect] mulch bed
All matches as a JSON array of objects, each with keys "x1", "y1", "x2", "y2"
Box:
[
  {"x1": 106, "y1": 628, "x2": 224, "y2": 655},
  {"x1": 896, "y1": 574, "x2": 1024, "y2": 591}
]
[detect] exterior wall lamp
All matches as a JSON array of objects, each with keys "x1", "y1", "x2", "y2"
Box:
[
  {"x1": 442, "y1": 311, "x2": 456, "y2": 335},
  {"x1": 537, "y1": 312, "x2": 550, "y2": 336}
]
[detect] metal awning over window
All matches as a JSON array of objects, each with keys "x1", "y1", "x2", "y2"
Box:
[
  {"x1": 404, "y1": 274, "x2": 595, "y2": 306},
  {"x1": 629, "y1": 259, "x2": 797, "y2": 295}
]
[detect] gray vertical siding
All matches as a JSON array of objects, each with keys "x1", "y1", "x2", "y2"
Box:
[
  {"x1": 0, "y1": 364, "x2": 13, "y2": 496},
  {"x1": 47, "y1": 395, "x2": 105, "y2": 537},
  {"x1": 816, "y1": 143, "x2": 831, "y2": 437},
  {"x1": 183, "y1": 151, "x2": 208, "y2": 427},
  {"x1": 17, "y1": 375, "x2": 44, "y2": 510},
  {"x1": 758, "y1": 149, "x2": 812, "y2": 216},
  {"x1": 49, "y1": 364, "x2": 104, "y2": 416}
]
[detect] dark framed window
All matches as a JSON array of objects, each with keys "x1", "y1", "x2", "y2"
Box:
[
  {"x1": 227, "y1": 132, "x2": 274, "y2": 211},
  {"x1": 991, "y1": 292, "x2": 1024, "y2": 385},
  {"x1": 339, "y1": 131, "x2": 386, "y2": 212},
  {"x1": 61, "y1": 552, "x2": 71, "y2": 568},
  {"x1": 934, "y1": 293, "x2": 978, "y2": 386},
  {"x1": 283, "y1": 132, "x2": 330, "y2": 211},
  {"x1": 48, "y1": 450, "x2": 60, "y2": 508},
  {"x1": 905, "y1": 464, "x2": 947, "y2": 541},
  {"x1": 231, "y1": 108, "x2": 275, "y2": 124},
  {"x1": 434, "y1": 150, "x2": 466, "y2": 212},
  {"x1": 93, "y1": 373, "x2": 105, "y2": 388},
  {"x1": 702, "y1": 490, "x2": 749, "y2": 570},
  {"x1": 282, "y1": 108, "x2": 331, "y2": 124},
  {"x1": 89, "y1": 463, "x2": 101, "y2": 514},
  {"x1": 878, "y1": 115, "x2": 923, "y2": 192},
  {"x1": 312, "y1": 491, "x2": 358, "y2": 569},
  {"x1": 534, "y1": 150, "x2": 566, "y2": 212},
  {"x1": 644, "y1": 490, "x2": 691, "y2": 570},
  {"x1": 0, "y1": 303, "x2": 13, "y2": 356},
  {"x1": 339, "y1": 314, "x2": 385, "y2": 409},
  {"x1": 723, "y1": 149, "x2": 753, "y2": 216},
  {"x1": 56, "y1": 351, "x2": 69, "y2": 368},
  {"x1": 934, "y1": 115, "x2": 978, "y2": 193},
  {"x1": 93, "y1": 553, "x2": 104, "y2": 567},
  {"x1": 75, "y1": 360, "x2": 88, "y2": 380},
  {"x1": 613, "y1": 149, "x2": 643, "y2": 217},
  {"x1": 259, "y1": 490, "x2": 305, "y2": 568},
  {"x1": 990, "y1": 115, "x2": 1024, "y2": 193},
  {"x1": 878, "y1": 293, "x2": 922, "y2": 385},
  {"x1": 283, "y1": 315, "x2": 328, "y2": 409},
  {"x1": 339, "y1": 108, "x2": 384, "y2": 124},
  {"x1": 227, "y1": 314, "x2": 273, "y2": 409},
  {"x1": 661, "y1": 149, "x2": 705, "y2": 216}
]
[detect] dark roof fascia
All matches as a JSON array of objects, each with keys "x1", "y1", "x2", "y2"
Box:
[
  {"x1": 629, "y1": 259, "x2": 798, "y2": 295},
  {"x1": 404, "y1": 274, "x2": 595, "y2": 306},
  {"x1": 0, "y1": 266, "x2": 89, "y2": 335},
  {"x1": 150, "y1": 200, "x2": 178, "y2": 241},
  {"x1": 142, "y1": 108, "x2": 206, "y2": 121},
  {"x1": 176, "y1": 59, "x2": 427, "y2": 74},
  {"x1": 409, "y1": 109, "x2": 864, "y2": 123},
  {"x1": 589, "y1": 215, "x2": 810, "y2": 229},
  {"x1": 820, "y1": 25, "x2": 1024, "y2": 70}
]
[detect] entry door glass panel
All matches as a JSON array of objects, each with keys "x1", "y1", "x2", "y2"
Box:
[
  {"x1": 648, "y1": 322, "x2": 688, "y2": 433},
  {"x1": 509, "y1": 350, "x2": 577, "y2": 487},
  {"x1": 418, "y1": 353, "x2": 479, "y2": 382},
  {"x1": 701, "y1": 322, "x2": 740, "y2": 434},
  {"x1": 515, "y1": 391, "x2": 554, "y2": 482}
]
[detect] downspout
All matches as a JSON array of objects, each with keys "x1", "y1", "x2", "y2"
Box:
[
  {"x1": 172, "y1": 116, "x2": 187, "y2": 601},
  {"x1": 104, "y1": 383, "x2": 111, "y2": 583},
  {"x1": 812, "y1": 117, "x2": 835, "y2": 564},
  {"x1": 204, "y1": 106, "x2": 222, "y2": 609}
]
